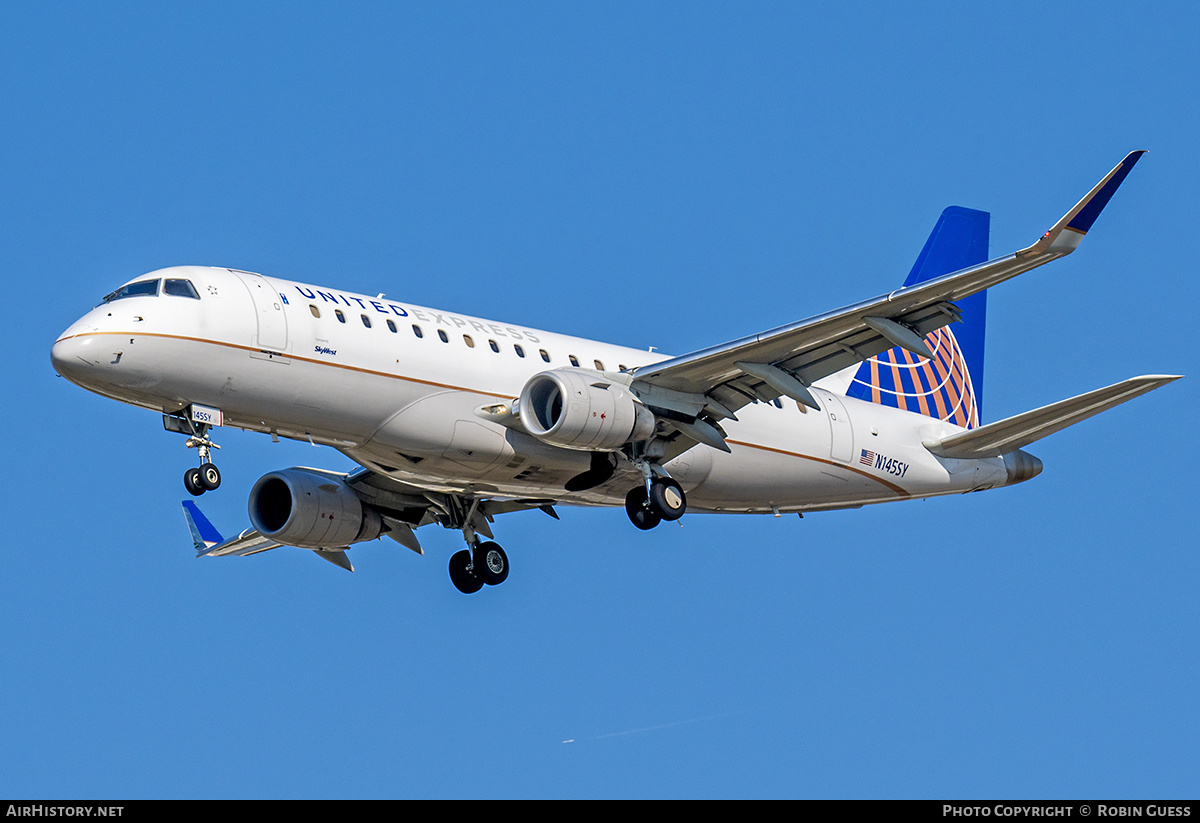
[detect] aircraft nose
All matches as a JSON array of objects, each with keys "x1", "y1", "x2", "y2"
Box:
[{"x1": 51, "y1": 327, "x2": 100, "y2": 384}]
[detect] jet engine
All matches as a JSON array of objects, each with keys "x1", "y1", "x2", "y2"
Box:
[
  {"x1": 248, "y1": 469, "x2": 382, "y2": 549},
  {"x1": 518, "y1": 369, "x2": 655, "y2": 451}
]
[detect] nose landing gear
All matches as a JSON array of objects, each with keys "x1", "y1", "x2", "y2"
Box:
[
  {"x1": 183, "y1": 424, "x2": 222, "y2": 496},
  {"x1": 164, "y1": 411, "x2": 223, "y2": 496}
]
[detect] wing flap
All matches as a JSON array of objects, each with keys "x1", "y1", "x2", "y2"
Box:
[{"x1": 923, "y1": 375, "x2": 1181, "y2": 460}]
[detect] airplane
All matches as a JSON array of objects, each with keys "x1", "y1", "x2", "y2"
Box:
[{"x1": 50, "y1": 151, "x2": 1179, "y2": 593}]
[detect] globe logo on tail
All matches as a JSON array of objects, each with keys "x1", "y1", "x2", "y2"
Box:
[{"x1": 847, "y1": 326, "x2": 979, "y2": 430}]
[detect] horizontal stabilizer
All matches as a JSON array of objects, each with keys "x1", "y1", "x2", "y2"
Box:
[{"x1": 923, "y1": 375, "x2": 1181, "y2": 459}]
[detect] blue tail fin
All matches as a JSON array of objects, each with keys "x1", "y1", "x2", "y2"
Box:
[{"x1": 846, "y1": 206, "x2": 989, "y2": 427}]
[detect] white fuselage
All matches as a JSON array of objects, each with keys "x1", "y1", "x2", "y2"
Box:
[{"x1": 52, "y1": 266, "x2": 1019, "y2": 515}]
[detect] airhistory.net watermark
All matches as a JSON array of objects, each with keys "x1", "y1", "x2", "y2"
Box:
[{"x1": 5, "y1": 807, "x2": 123, "y2": 817}]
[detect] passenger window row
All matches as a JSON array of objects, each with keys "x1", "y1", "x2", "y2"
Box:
[{"x1": 307, "y1": 303, "x2": 627, "y2": 372}]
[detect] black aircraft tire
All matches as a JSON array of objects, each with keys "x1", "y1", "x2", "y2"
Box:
[
  {"x1": 625, "y1": 486, "x2": 662, "y2": 531},
  {"x1": 184, "y1": 467, "x2": 206, "y2": 497},
  {"x1": 649, "y1": 478, "x2": 687, "y2": 521},
  {"x1": 200, "y1": 462, "x2": 221, "y2": 491},
  {"x1": 448, "y1": 550, "x2": 484, "y2": 594},
  {"x1": 474, "y1": 542, "x2": 509, "y2": 586}
]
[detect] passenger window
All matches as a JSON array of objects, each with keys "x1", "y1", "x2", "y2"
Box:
[
  {"x1": 309, "y1": 305, "x2": 320, "y2": 318},
  {"x1": 335, "y1": 310, "x2": 346, "y2": 323},
  {"x1": 489, "y1": 340, "x2": 500, "y2": 353},
  {"x1": 463, "y1": 335, "x2": 475, "y2": 348},
  {"x1": 361, "y1": 314, "x2": 372, "y2": 328},
  {"x1": 569, "y1": 355, "x2": 580, "y2": 367},
  {"x1": 386, "y1": 319, "x2": 397, "y2": 333},
  {"x1": 514, "y1": 344, "x2": 525, "y2": 358},
  {"x1": 437, "y1": 330, "x2": 449, "y2": 343},
  {"x1": 593, "y1": 359, "x2": 604, "y2": 371},
  {"x1": 540, "y1": 349, "x2": 551, "y2": 363},
  {"x1": 163, "y1": 279, "x2": 200, "y2": 299},
  {"x1": 412, "y1": 325, "x2": 423, "y2": 338}
]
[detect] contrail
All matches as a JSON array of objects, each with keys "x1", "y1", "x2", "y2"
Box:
[{"x1": 562, "y1": 709, "x2": 751, "y2": 743}]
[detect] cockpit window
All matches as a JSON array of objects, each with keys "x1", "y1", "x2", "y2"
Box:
[
  {"x1": 163, "y1": 279, "x2": 201, "y2": 299},
  {"x1": 101, "y1": 279, "x2": 160, "y2": 303}
]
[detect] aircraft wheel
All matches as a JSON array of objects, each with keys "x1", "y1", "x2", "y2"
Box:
[
  {"x1": 625, "y1": 486, "x2": 662, "y2": 531},
  {"x1": 184, "y1": 467, "x2": 206, "y2": 497},
  {"x1": 649, "y1": 478, "x2": 686, "y2": 521},
  {"x1": 448, "y1": 550, "x2": 484, "y2": 594},
  {"x1": 474, "y1": 541, "x2": 509, "y2": 586},
  {"x1": 199, "y1": 462, "x2": 222, "y2": 491}
]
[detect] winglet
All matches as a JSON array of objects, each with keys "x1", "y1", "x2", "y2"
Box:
[
  {"x1": 182, "y1": 500, "x2": 224, "y2": 554},
  {"x1": 1019, "y1": 150, "x2": 1146, "y2": 257}
]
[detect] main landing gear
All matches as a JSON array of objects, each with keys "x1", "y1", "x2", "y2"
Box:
[
  {"x1": 448, "y1": 541, "x2": 510, "y2": 594},
  {"x1": 445, "y1": 497, "x2": 511, "y2": 595},
  {"x1": 624, "y1": 462, "x2": 687, "y2": 531}
]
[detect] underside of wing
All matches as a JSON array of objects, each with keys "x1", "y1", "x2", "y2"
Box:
[
  {"x1": 344, "y1": 467, "x2": 561, "y2": 547},
  {"x1": 182, "y1": 468, "x2": 563, "y2": 571}
]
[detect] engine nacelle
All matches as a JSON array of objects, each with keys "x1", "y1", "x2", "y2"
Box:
[
  {"x1": 518, "y1": 369, "x2": 655, "y2": 451},
  {"x1": 248, "y1": 469, "x2": 382, "y2": 549}
]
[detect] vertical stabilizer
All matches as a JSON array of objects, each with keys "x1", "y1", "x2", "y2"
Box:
[{"x1": 847, "y1": 206, "x2": 989, "y2": 427}]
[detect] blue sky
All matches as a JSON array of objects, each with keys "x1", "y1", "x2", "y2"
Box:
[{"x1": 3, "y1": 1, "x2": 1197, "y2": 799}]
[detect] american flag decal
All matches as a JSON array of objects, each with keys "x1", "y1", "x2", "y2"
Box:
[{"x1": 859, "y1": 449, "x2": 876, "y2": 467}]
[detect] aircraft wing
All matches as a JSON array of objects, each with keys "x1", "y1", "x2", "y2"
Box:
[
  {"x1": 182, "y1": 500, "x2": 281, "y2": 557},
  {"x1": 343, "y1": 467, "x2": 561, "y2": 549},
  {"x1": 183, "y1": 496, "x2": 357, "y2": 569},
  {"x1": 631, "y1": 152, "x2": 1146, "y2": 434},
  {"x1": 181, "y1": 469, "x2": 561, "y2": 570}
]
